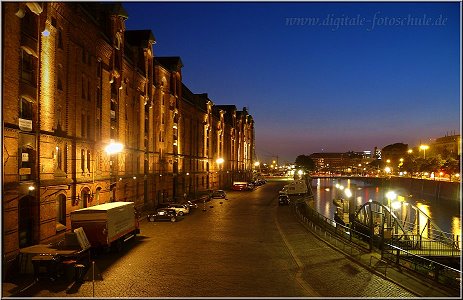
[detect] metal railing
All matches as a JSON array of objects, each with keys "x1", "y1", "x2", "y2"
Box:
[{"x1": 291, "y1": 197, "x2": 461, "y2": 292}]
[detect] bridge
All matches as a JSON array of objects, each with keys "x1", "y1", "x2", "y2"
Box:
[{"x1": 349, "y1": 200, "x2": 460, "y2": 261}]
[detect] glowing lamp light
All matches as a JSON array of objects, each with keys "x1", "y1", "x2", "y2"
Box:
[
  {"x1": 105, "y1": 142, "x2": 123, "y2": 155},
  {"x1": 297, "y1": 170, "x2": 303, "y2": 175},
  {"x1": 254, "y1": 161, "x2": 260, "y2": 167},
  {"x1": 386, "y1": 191, "x2": 397, "y2": 201},
  {"x1": 28, "y1": 186, "x2": 35, "y2": 191},
  {"x1": 391, "y1": 201, "x2": 402, "y2": 210},
  {"x1": 216, "y1": 158, "x2": 224, "y2": 164},
  {"x1": 344, "y1": 188, "x2": 352, "y2": 198}
]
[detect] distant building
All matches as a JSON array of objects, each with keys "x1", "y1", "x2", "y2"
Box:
[{"x1": 430, "y1": 134, "x2": 461, "y2": 158}]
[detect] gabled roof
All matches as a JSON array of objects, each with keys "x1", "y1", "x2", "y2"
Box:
[
  {"x1": 216, "y1": 105, "x2": 237, "y2": 124},
  {"x1": 155, "y1": 57, "x2": 183, "y2": 72},
  {"x1": 125, "y1": 30, "x2": 156, "y2": 47}
]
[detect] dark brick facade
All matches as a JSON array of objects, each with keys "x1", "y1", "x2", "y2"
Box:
[{"x1": 2, "y1": 2, "x2": 255, "y2": 265}]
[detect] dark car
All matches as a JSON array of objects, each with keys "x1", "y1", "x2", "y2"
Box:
[
  {"x1": 147, "y1": 208, "x2": 177, "y2": 222},
  {"x1": 211, "y1": 190, "x2": 227, "y2": 199},
  {"x1": 278, "y1": 194, "x2": 290, "y2": 206}
]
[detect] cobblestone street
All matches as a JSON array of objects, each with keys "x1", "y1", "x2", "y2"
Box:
[{"x1": 3, "y1": 181, "x2": 432, "y2": 298}]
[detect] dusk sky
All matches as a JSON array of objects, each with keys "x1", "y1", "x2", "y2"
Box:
[{"x1": 123, "y1": 1, "x2": 461, "y2": 163}]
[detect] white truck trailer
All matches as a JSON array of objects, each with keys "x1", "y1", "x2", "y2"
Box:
[{"x1": 70, "y1": 202, "x2": 140, "y2": 251}]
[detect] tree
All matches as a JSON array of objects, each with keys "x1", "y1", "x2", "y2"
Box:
[
  {"x1": 295, "y1": 155, "x2": 316, "y2": 171},
  {"x1": 441, "y1": 156, "x2": 460, "y2": 178}
]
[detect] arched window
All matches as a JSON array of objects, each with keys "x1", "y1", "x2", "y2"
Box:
[{"x1": 95, "y1": 187, "x2": 101, "y2": 205}]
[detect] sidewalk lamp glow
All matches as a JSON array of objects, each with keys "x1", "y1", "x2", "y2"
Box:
[
  {"x1": 384, "y1": 166, "x2": 391, "y2": 173},
  {"x1": 297, "y1": 170, "x2": 303, "y2": 176},
  {"x1": 105, "y1": 142, "x2": 123, "y2": 155},
  {"x1": 216, "y1": 157, "x2": 224, "y2": 165},
  {"x1": 254, "y1": 161, "x2": 260, "y2": 167}
]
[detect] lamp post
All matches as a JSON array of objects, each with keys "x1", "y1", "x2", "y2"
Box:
[
  {"x1": 216, "y1": 157, "x2": 224, "y2": 189},
  {"x1": 419, "y1": 144, "x2": 429, "y2": 159},
  {"x1": 105, "y1": 141, "x2": 123, "y2": 202}
]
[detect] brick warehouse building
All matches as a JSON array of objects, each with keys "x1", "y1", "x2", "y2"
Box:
[{"x1": 1, "y1": 2, "x2": 255, "y2": 270}]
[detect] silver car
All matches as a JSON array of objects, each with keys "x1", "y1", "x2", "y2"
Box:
[{"x1": 166, "y1": 203, "x2": 190, "y2": 216}]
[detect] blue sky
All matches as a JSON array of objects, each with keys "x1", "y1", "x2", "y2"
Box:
[{"x1": 123, "y1": 1, "x2": 461, "y2": 163}]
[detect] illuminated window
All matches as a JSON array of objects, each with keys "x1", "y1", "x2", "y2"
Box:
[
  {"x1": 81, "y1": 149, "x2": 85, "y2": 172},
  {"x1": 87, "y1": 150, "x2": 91, "y2": 171}
]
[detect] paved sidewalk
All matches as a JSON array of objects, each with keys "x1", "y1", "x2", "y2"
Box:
[{"x1": 293, "y1": 207, "x2": 460, "y2": 298}]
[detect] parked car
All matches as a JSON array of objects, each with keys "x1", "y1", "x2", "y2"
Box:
[
  {"x1": 167, "y1": 203, "x2": 190, "y2": 216},
  {"x1": 157, "y1": 203, "x2": 190, "y2": 216},
  {"x1": 278, "y1": 194, "x2": 290, "y2": 206},
  {"x1": 246, "y1": 182, "x2": 255, "y2": 190},
  {"x1": 182, "y1": 200, "x2": 198, "y2": 209},
  {"x1": 232, "y1": 182, "x2": 248, "y2": 191},
  {"x1": 147, "y1": 208, "x2": 177, "y2": 222},
  {"x1": 211, "y1": 190, "x2": 227, "y2": 199}
]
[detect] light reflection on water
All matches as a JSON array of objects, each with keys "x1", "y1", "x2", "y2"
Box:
[{"x1": 311, "y1": 178, "x2": 461, "y2": 237}]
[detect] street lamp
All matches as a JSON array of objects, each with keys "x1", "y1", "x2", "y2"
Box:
[
  {"x1": 419, "y1": 145, "x2": 429, "y2": 159},
  {"x1": 105, "y1": 141, "x2": 124, "y2": 202},
  {"x1": 216, "y1": 158, "x2": 224, "y2": 189}
]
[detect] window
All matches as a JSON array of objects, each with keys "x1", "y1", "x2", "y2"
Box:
[
  {"x1": 20, "y1": 146, "x2": 34, "y2": 181},
  {"x1": 82, "y1": 48, "x2": 86, "y2": 63},
  {"x1": 21, "y1": 10, "x2": 38, "y2": 37},
  {"x1": 57, "y1": 28, "x2": 63, "y2": 49},
  {"x1": 81, "y1": 149, "x2": 85, "y2": 172},
  {"x1": 87, "y1": 150, "x2": 91, "y2": 171},
  {"x1": 87, "y1": 80, "x2": 91, "y2": 101},
  {"x1": 96, "y1": 117, "x2": 101, "y2": 140},
  {"x1": 20, "y1": 97, "x2": 33, "y2": 120},
  {"x1": 57, "y1": 65, "x2": 63, "y2": 91},
  {"x1": 86, "y1": 114, "x2": 91, "y2": 139},
  {"x1": 81, "y1": 76, "x2": 86, "y2": 99},
  {"x1": 96, "y1": 87, "x2": 102, "y2": 108},
  {"x1": 56, "y1": 194, "x2": 66, "y2": 228},
  {"x1": 56, "y1": 145, "x2": 63, "y2": 170},
  {"x1": 97, "y1": 60, "x2": 102, "y2": 78},
  {"x1": 81, "y1": 113, "x2": 86, "y2": 138},
  {"x1": 21, "y1": 50, "x2": 35, "y2": 84}
]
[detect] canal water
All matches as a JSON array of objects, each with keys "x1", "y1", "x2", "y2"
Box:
[{"x1": 311, "y1": 178, "x2": 461, "y2": 239}]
